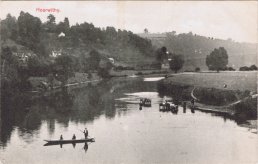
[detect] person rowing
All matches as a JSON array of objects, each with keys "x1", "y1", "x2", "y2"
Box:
[{"x1": 83, "y1": 128, "x2": 88, "y2": 139}]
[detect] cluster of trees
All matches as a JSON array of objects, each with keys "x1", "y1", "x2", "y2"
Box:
[
  {"x1": 206, "y1": 47, "x2": 257, "y2": 72},
  {"x1": 155, "y1": 46, "x2": 185, "y2": 73},
  {"x1": 1, "y1": 11, "x2": 155, "y2": 92},
  {"x1": 239, "y1": 65, "x2": 257, "y2": 71},
  {"x1": 1, "y1": 11, "x2": 154, "y2": 70},
  {"x1": 155, "y1": 46, "x2": 242, "y2": 73},
  {"x1": 206, "y1": 47, "x2": 228, "y2": 72},
  {"x1": 1, "y1": 44, "x2": 112, "y2": 92},
  {"x1": 144, "y1": 31, "x2": 257, "y2": 70},
  {"x1": 155, "y1": 44, "x2": 258, "y2": 73}
]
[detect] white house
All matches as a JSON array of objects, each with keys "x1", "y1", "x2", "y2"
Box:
[
  {"x1": 108, "y1": 58, "x2": 115, "y2": 64},
  {"x1": 58, "y1": 32, "x2": 65, "y2": 38}
]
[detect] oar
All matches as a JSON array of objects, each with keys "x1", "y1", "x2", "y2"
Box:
[
  {"x1": 77, "y1": 129, "x2": 93, "y2": 139},
  {"x1": 77, "y1": 128, "x2": 84, "y2": 133}
]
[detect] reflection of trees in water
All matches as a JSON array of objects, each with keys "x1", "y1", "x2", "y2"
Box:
[
  {"x1": 70, "y1": 82, "x2": 115, "y2": 122},
  {"x1": 46, "y1": 119, "x2": 55, "y2": 136},
  {"x1": 0, "y1": 78, "x2": 158, "y2": 147},
  {"x1": 157, "y1": 81, "x2": 192, "y2": 104},
  {"x1": 47, "y1": 87, "x2": 75, "y2": 113},
  {"x1": 0, "y1": 94, "x2": 40, "y2": 147}
]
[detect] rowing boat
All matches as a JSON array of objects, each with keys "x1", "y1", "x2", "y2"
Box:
[{"x1": 44, "y1": 138, "x2": 95, "y2": 146}]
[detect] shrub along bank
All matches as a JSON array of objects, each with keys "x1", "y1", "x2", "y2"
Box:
[
  {"x1": 157, "y1": 78, "x2": 257, "y2": 122},
  {"x1": 194, "y1": 87, "x2": 250, "y2": 106}
]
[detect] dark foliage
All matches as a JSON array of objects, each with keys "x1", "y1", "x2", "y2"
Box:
[
  {"x1": 194, "y1": 88, "x2": 238, "y2": 106},
  {"x1": 232, "y1": 97, "x2": 257, "y2": 122},
  {"x1": 52, "y1": 54, "x2": 75, "y2": 87},
  {"x1": 195, "y1": 67, "x2": 200, "y2": 72},
  {"x1": 1, "y1": 14, "x2": 18, "y2": 42},
  {"x1": 206, "y1": 47, "x2": 228, "y2": 72},
  {"x1": 87, "y1": 50, "x2": 101, "y2": 71},
  {"x1": 169, "y1": 54, "x2": 184, "y2": 73},
  {"x1": 17, "y1": 11, "x2": 42, "y2": 51},
  {"x1": 156, "y1": 46, "x2": 168, "y2": 63},
  {"x1": 27, "y1": 56, "x2": 51, "y2": 76},
  {"x1": 157, "y1": 80, "x2": 192, "y2": 101},
  {"x1": 239, "y1": 65, "x2": 257, "y2": 71}
]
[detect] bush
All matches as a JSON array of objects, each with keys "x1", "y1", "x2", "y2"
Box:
[
  {"x1": 195, "y1": 67, "x2": 200, "y2": 72},
  {"x1": 157, "y1": 80, "x2": 192, "y2": 101},
  {"x1": 114, "y1": 66, "x2": 135, "y2": 71},
  {"x1": 239, "y1": 66, "x2": 250, "y2": 71},
  {"x1": 135, "y1": 71, "x2": 143, "y2": 75},
  {"x1": 97, "y1": 68, "x2": 111, "y2": 78},
  {"x1": 239, "y1": 65, "x2": 257, "y2": 71},
  {"x1": 194, "y1": 87, "x2": 238, "y2": 106},
  {"x1": 227, "y1": 67, "x2": 235, "y2": 71},
  {"x1": 184, "y1": 69, "x2": 194, "y2": 72},
  {"x1": 232, "y1": 97, "x2": 257, "y2": 123},
  {"x1": 249, "y1": 65, "x2": 257, "y2": 70}
]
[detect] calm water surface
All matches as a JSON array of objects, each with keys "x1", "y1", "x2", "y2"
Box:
[{"x1": 0, "y1": 77, "x2": 257, "y2": 164}]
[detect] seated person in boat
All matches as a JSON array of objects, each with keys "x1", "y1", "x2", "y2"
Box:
[
  {"x1": 60, "y1": 135, "x2": 63, "y2": 140},
  {"x1": 72, "y1": 134, "x2": 76, "y2": 140},
  {"x1": 140, "y1": 98, "x2": 143, "y2": 104}
]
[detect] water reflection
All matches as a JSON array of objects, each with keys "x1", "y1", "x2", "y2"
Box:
[
  {"x1": 0, "y1": 78, "x2": 157, "y2": 148},
  {"x1": 83, "y1": 142, "x2": 88, "y2": 153},
  {"x1": 1, "y1": 77, "x2": 257, "y2": 163}
]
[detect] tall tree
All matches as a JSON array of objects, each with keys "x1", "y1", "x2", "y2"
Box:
[
  {"x1": 206, "y1": 47, "x2": 228, "y2": 72},
  {"x1": 156, "y1": 47, "x2": 168, "y2": 62},
  {"x1": 53, "y1": 53, "x2": 75, "y2": 87},
  {"x1": 45, "y1": 14, "x2": 56, "y2": 32},
  {"x1": 47, "y1": 14, "x2": 56, "y2": 24},
  {"x1": 144, "y1": 28, "x2": 149, "y2": 33},
  {"x1": 169, "y1": 54, "x2": 184, "y2": 73},
  {"x1": 87, "y1": 50, "x2": 101, "y2": 71},
  {"x1": 56, "y1": 17, "x2": 70, "y2": 34},
  {"x1": 1, "y1": 14, "x2": 18, "y2": 41},
  {"x1": 64, "y1": 17, "x2": 70, "y2": 30},
  {"x1": 17, "y1": 11, "x2": 42, "y2": 50}
]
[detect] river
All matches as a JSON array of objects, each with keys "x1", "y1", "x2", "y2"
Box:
[{"x1": 0, "y1": 77, "x2": 257, "y2": 164}]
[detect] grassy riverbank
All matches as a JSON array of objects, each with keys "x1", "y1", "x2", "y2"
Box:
[
  {"x1": 28, "y1": 72, "x2": 101, "y2": 91},
  {"x1": 167, "y1": 71, "x2": 257, "y2": 92},
  {"x1": 159, "y1": 71, "x2": 257, "y2": 126}
]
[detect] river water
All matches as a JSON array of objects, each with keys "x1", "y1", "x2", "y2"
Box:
[{"x1": 0, "y1": 77, "x2": 257, "y2": 164}]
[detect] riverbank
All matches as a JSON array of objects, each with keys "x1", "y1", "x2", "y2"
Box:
[
  {"x1": 159, "y1": 71, "x2": 257, "y2": 128},
  {"x1": 23, "y1": 72, "x2": 102, "y2": 101},
  {"x1": 167, "y1": 71, "x2": 257, "y2": 92},
  {"x1": 110, "y1": 69, "x2": 170, "y2": 77}
]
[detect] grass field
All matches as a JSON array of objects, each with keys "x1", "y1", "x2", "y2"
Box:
[{"x1": 167, "y1": 71, "x2": 257, "y2": 92}]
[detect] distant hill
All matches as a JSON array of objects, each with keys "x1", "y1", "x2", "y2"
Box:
[{"x1": 138, "y1": 32, "x2": 257, "y2": 70}]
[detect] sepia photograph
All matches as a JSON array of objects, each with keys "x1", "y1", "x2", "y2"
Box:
[{"x1": 0, "y1": 1, "x2": 257, "y2": 164}]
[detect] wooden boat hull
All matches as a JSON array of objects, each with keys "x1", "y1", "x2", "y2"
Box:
[{"x1": 44, "y1": 138, "x2": 95, "y2": 146}]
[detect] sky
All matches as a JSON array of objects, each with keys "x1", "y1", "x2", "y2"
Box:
[{"x1": 0, "y1": 1, "x2": 257, "y2": 43}]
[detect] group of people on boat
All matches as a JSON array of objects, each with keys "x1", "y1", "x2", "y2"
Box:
[
  {"x1": 159, "y1": 98, "x2": 195, "y2": 112},
  {"x1": 140, "y1": 98, "x2": 151, "y2": 106},
  {"x1": 60, "y1": 128, "x2": 89, "y2": 140}
]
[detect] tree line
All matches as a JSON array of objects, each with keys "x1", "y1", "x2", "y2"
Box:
[
  {"x1": 155, "y1": 46, "x2": 257, "y2": 73},
  {"x1": 1, "y1": 11, "x2": 155, "y2": 93}
]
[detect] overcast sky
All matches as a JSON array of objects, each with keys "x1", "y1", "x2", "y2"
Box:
[{"x1": 0, "y1": 1, "x2": 257, "y2": 43}]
